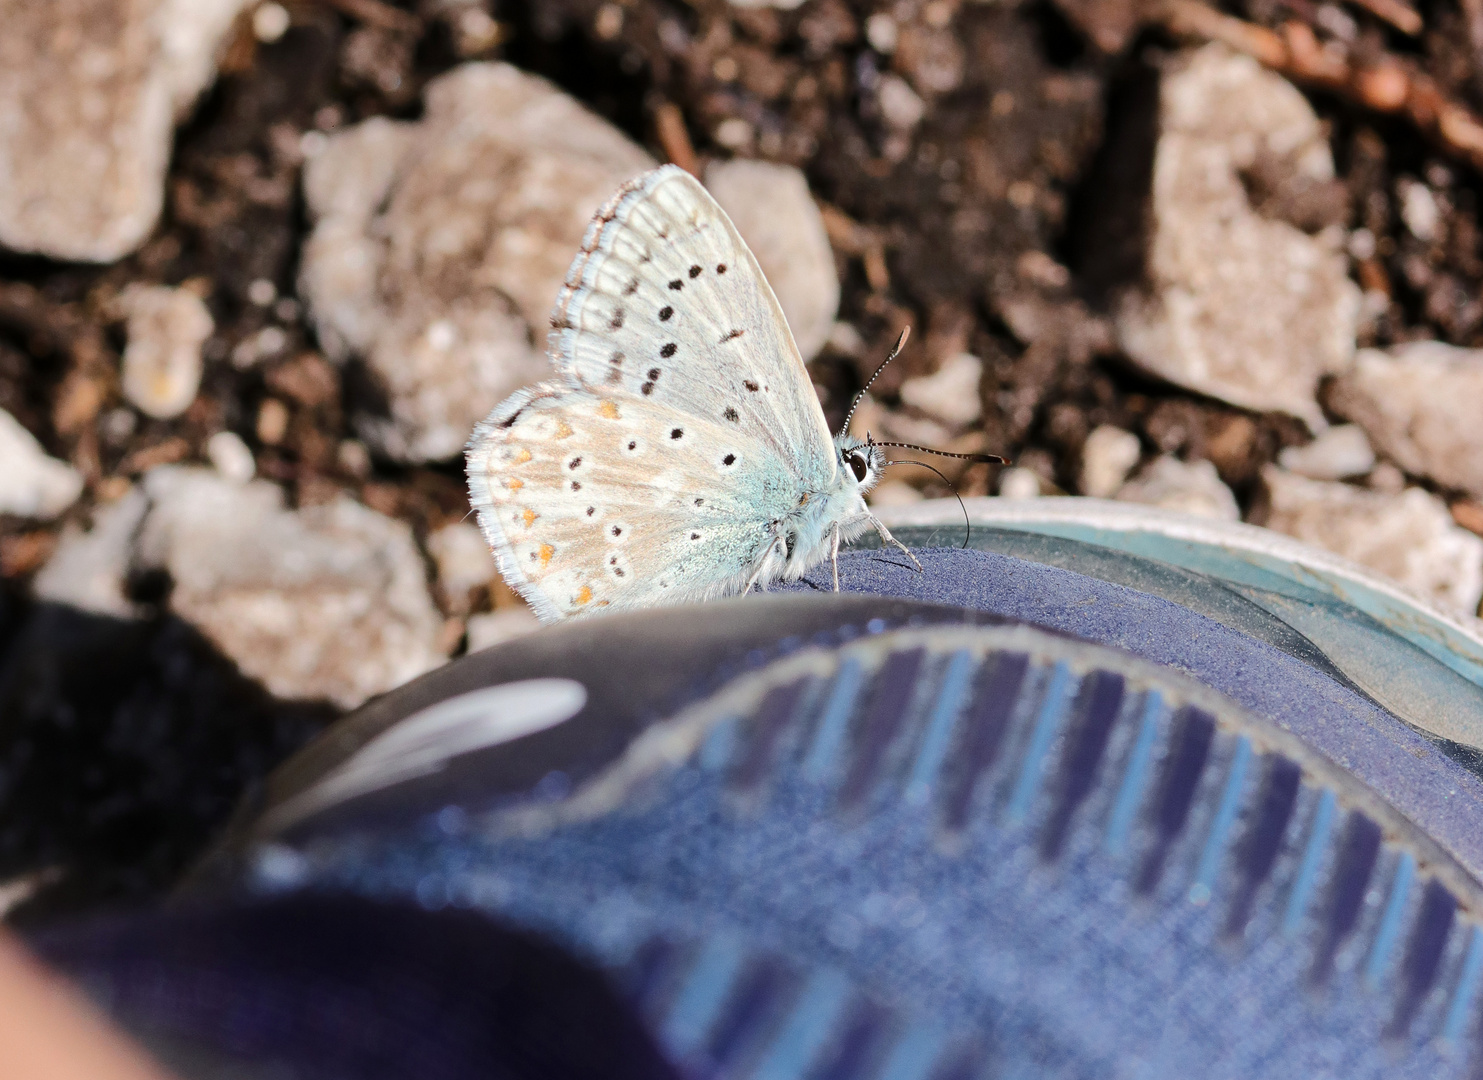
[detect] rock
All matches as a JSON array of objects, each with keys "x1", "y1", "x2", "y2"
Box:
[
  {"x1": 1276, "y1": 423, "x2": 1375, "y2": 481},
  {"x1": 1261, "y1": 466, "x2": 1483, "y2": 618},
  {"x1": 135, "y1": 467, "x2": 443, "y2": 707},
  {"x1": 1079, "y1": 424, "x2": 1142, "y2": 498},
  {"x1": 0, "y1": 409, "x2": 83, "y2": 520},
  {"x1": 704, "y1": 159, "x2": 840, "y2": 361},
  {"x1": 998, "y1": 468, "x2": 1044, "y2": 500},
  {"x1": 465, "y1": 608, "x2": 541, "y2": 653},
  {"x1": 897, "y1": 353, "x2": 982, "y2": 428},
  {"x1": 1116, "y1": 45, "x2": 1360, "y2": 429},
  {"x1": 205, "y1": 430, "x2": 255, "y2": 484},
  {"x1": 0, "y1": 0, "x2": 249, "y2": 261},
  {"x1": 300, "y1": 63, "x2": 656, "y2": 462},
  {"x1": 32, "y1": 488, "x2": 149, "y2": 617},
  {"x1": 1329, "y1": 342, "x2": 1483, "y2": 500},
  {"x1": 118, "y1": 285, "x2": 212, "y2": 419},
  {"x1": 867, "y1": 481, "x2": 926, "y2": 508},
  {"x1": 426, "y1": 521, "x2": 498, "y2": 613},
  {"x1": 878, "y1": 74, "x2": 927, "y2": 130},
  {"x1": 1115, "y1": 455, "x2": 1240, "y2": 520}
]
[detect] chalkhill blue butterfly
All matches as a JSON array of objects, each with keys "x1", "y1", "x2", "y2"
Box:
[{"x1": 466, "y1": 165, "x2": 1003, "y2": 622}]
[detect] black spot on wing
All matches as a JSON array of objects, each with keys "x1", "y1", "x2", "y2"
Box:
[
  {"x1": 609, "y1": 308, "x2": 625, "y2": 330},
  {"x1": 717, "y1": 263, "x2": 727, "y2": 274},
  {"x1": 660, "y1": 343, "x2": 677, "y2": 358},
  {"x1": 568, "y1": 457, "x2": 582, "y2": 469},
  {"x1": 724, "y1": 408, "x2": 738, "y2": 422},
  {"x1": 688, "y1": 264, "x2": 702, "y2": 278},
  {"x1": 744, "y1": 380, "x2": 759, "y2": 392},
  {"x1": 669, "y1": 279, "x2": 683, "y2": 291},
  {"x1": 622, "y1": 278, "x2": 639, "y2": 296},
  {"x1": 670, "y1": 428, "x2": 683, "y2": 439},
  {"x1": 659, "y1": 306, "x2": 673, "y2": 321},
  {"x1": 722, "y1": 453, "x2": 736, "y2": 466},
  {"x1": 721, "y1": 329, "x2": 745, "y2": 342}
]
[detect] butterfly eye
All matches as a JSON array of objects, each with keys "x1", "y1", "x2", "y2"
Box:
[{"x1": 848, "y1": 453, "x2": 869, "y2": 483}]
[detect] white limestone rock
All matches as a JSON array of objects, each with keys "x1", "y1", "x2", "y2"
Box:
[
  {"x1": 1079, "y1": 424, "x2": 1142, "y2": 498},
  {"x1": 118, "y1": 284, "x2": 213, "y2": 419},
  {"x1": 1262, "y1": 466, "x2": 1483, "y2": 618},
  {"x1": 32, "y1": 488, "x2": 149, "y2": 617},
  {"x1": 0, "y1": 408, "x2": 83, "y2": 520},
  {"x1": 1329, "y1": 342, "x2": 1483, "y2": 500},
  {"x1": 426, "y1": 520, "x2": 498, "y2": 613},
  {"x1": 0, "y1": 0, "x2": 249, "y2": 262},
  {"x1": 1276, "y1": 423, "x2": 1375, "y2": 481},
  {"x1": 704, "y1": 159, "x2": 840, "y2": 362},
  {"x1": 897, "y1": 353, "x2": 982, "y2": 428},
  {"x1": 300, "y1": 63, "x2": 656, "y2": 462},
  {"x1": 1115, "y1": 455, "x2": 1240, "y2": 521},
  {"x1": 1117, "y1": 45, "x2": 1360, "y2": 429},
  {"x1": 465, "y1": 608, "x2": 540, "y2": 653},
  {"x1": 135, "y1": 467, "x2": 443, "y2": 707},
  {"x1": 998, "y1": 468, "x2": 1044, "y2": 500}
]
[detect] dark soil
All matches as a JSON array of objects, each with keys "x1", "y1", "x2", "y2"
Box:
[{"x1": 3, "y1": 0, "x2": 1483, "y2": 921}]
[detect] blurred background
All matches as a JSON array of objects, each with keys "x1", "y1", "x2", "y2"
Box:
[{"x1": 1, "y1": 0, "x2": 1482, "y2": 922}]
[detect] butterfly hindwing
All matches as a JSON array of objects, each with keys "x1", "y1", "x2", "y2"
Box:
[
  {"x1": 468, "y1": 382, "x2": 804, "y2": 621},
  {"x1": 548, "y1": 166, "x2": 836, "y2": 492}
]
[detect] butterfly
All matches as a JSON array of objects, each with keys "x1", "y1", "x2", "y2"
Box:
[{"x1": 466, "y1": 165, "x2": 1003, "y2": 623}]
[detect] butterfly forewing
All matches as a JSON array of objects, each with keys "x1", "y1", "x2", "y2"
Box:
[
  {"x1": 549, "y1": 166, "x2": 835, "y2": 486},
  {"x1": 469, "y1": 383, "x2": 800, "y2": 620}
]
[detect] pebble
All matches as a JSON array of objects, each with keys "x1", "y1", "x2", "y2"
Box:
[
  {"x1": 206, "y1": 430, "x2": 256, "y2": 484},
  {"x1": 426, "y1": 521, "x2": 498, "y2": 613},
  {"x1": 897, "y1": 353, "x2": 982, "y2": 428},
  {"x1": 0, "y1": 0, "x2": 249, "y2": 261},
  {"x1": 1116, "y1": 45, "x2": 1360, "y2": 429},
  {"x1": 118, "y1": 285, "x2": 213, "y2": 419},
  {"x1": 1115, "y1": 455, "x2": 1240, "y2": 521},
  {"x1": 32, "y1": 488, "x2": 150, "y2": 617},
  {"x1": 998, "y1": 468, "x2": 1044, "y2": 500},
  {"x1": 704, "y1": 159, "x2": 840, "y2": 361},
  {"x1": 0, "y1": 408, "x2": 83, "y2": 520},
  {"x1": 300, "y1": 63, "x2": 654, "y2": 462},
  {"x1": 1329, "y1": 342, "x2": 1483, "y2": 500},
  {"x1": 465, "y1": 608, "x2": 541, "y2": 654},
  {"x1": 1262, "y1": 466, "x2": 1483, "y2": 618},
  {"x1": 133, "y1": 467, "x2": 444, "y2": 707},
  {"x1": 1079, "y1": 424, "x2": 1142, "y2": 498},
  {"x1": 1276, "y1": 424, "x2": 1375, "y2": 481}
]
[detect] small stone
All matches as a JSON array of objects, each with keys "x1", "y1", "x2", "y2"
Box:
[
  {"x1": 1262, "y1": 466, "x2": 1483, "y2": 618},
  {"x1": 705, "y1": 160, "x2": 840, "y2": 361},
  {"x1": 0, "y1": 408, "x2": 83, "y2": 520},
  {"x1": 1115, "y1": 455, "x2": 1240, "y2": 521},
  {"x1": 1329, "y1": 342, "x2": 1483, "y2": 501},
  {"x1": 1276, "y1": 424, "x2": 1374, "y2": 481},
  {"x1": 135, "y1": 467, "x2": 444, "y2": 707},
  {"x1": 465, "y1": 608, "x2": 540, "y2": 653},
  {"x1": 898, "y1": 353, "x2": 982, "y2": 428},
  {"x1": 868, "y1": 481, "x2": 925, "y2": 508},
  {"x1": 426, "y1": 521, "x2": 498, "y2": 612},
  {"x1": 999, "y1": 467, "x2": 1044, "y2": 500},
  {"x1": 300, "y1": 64, "x2": 654, "y2": 461},
  {"x1": 1079, "y1": 424, "x2": 1142, "y2": 498},
  {"x1": 206, "y1": 430, "x2": 256, "y2": 484},
  {"x1": 866, "y1": 13, "x2": 898, "y2": 52},
  {"x1": 714, "y1": 118, "x2": 754, "y2": 151},
  {"x1": 1398, "y1": 179, "x2": 1439, "y2": 242},
  {"x1": 247, "y1": 278, "x2": 278, "y2": 306},
  {"x1": 32, "y1": 487, "x2": 149, "y2": 616},
  {"x1": 252, "y1": 2, "x2": 290, "y2": 42},
  {"x1": 257, "y1": 399, "x2": 289, "y2": 445},
  {"x1": 1116, "y1": 45, "x2": 1360, "y2": 429},
  {"x1": 878, "y1": 74, "x2": 926, "y2": 130},
  {"x1": 118, "y1": 285, "x2": 213, "y2": 420},
  {"x1": 0, "y1": 0, "x2": 250, "y2": 261}
]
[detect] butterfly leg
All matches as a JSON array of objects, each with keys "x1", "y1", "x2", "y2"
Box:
[
  {"x1": 741, "y1": 535, "x2": 785, "y2": 596},
  {"x1": 869, "y1": 516, "x2": 924, "y2": 573},
  {"x1": 829, "y1": 522, "x2": 841, "y2": 592}
]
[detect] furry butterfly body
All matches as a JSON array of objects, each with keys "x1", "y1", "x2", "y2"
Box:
[{"x1": 466, "y1": 165, "x2": 915, "y2": 623}]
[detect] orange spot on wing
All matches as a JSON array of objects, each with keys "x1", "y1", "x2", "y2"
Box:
[
  {"x1": 555, "y1": 420, "x2": 574, "y2": 439},
  {"x1": 538, "y1": 543, "x2": 555, "y2": 566},
  {"x1": 598, "y1": 400, "x2": 620, "y2": 419},
  {"x1": 514, "y1": 449, "x2": 532, "y2": 464},
  {"x1": 522, "y1": 508, "x2": 538, "y2": 528},
  {"x1": 507, "y1": 477, "x2": 524, "y2": 490},
  {"x1": 574, "y1": 585, "x2": 593, "y2": 606}
]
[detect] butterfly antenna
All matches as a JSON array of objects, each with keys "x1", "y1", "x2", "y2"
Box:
[
  {"x1": 881, "y1": 459, "x2": 975, "y2": 549},
  {"x1": 873, "y1": 442, "x2": 1010, "y2": 466},
  {"x1": 837, "y1": 327, "x2": 911, "y2": 438}
]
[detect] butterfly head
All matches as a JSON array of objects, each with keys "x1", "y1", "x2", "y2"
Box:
[{"x1": 833, "y1": 432, "x2": 884, "y2": 495}]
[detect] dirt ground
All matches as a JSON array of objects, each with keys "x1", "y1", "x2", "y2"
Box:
[{"x1": 2, "y1": 0, "x2": 1482, "y2": 920}]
